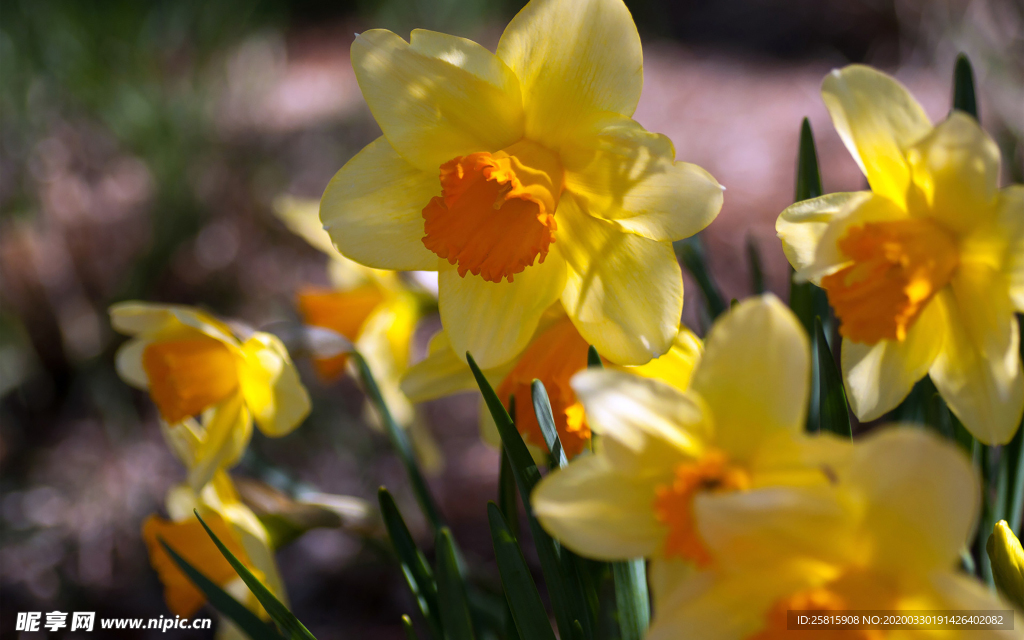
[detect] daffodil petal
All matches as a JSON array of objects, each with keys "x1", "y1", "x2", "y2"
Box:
[
  {"x1": 408, "y1": 29, "x2": 522, "y2": 102},
  {"x1": 558, "y1": 192, "x2": 682, "y2": 365},
  {"x1": 906, "y1": 112, "x2": 1001, "y2": 235},
  {"x1": 571, "y1": 369, "x2": 707, "y2": 474},
  {"x1": 496, "y1": 0, "x2": 642, "y2": 147},
  {"x1": 563, "y1": 116, "x2": 723, "y2": 242},
  {"x1": 930, "y1": 270, "x2": 1024, "y2": 444},
  {"x1": 804, "y1": 191, "x2": 906, "y2": 284},
  {"x1": 821, "y1": 65, "x2": 931, "y2": 208},
  {"x1": 841, "y1": 296, "x2": 945, "y2": 421},
  {"x1": 694, "y1": 485, "x2": 853, "y2": 572},
  {"x1": 351, "y1": 29, "x2": 523, "y2": 171},
  {"x1": 110, "y1": 302, "x2": 237, "y2": 344},
  {"x1": 845, "y1": 427, "x2": 978, "y2": 573},
  {"x1": 401, "y1": 331, "x2": 514, "y2": 402},
  {"x1": 238, "y1": 333, "x2": 311, "y2": 437},
  {"x1": 1001, "y1": 186, "x2": 1024, "y2": 311},
  {"x1": 624, "y1": 326, "x2": 703, "y2": 393},
  {"x1": 438, "y1": 246, "x2": 566, "y2": 369},
  {"x1": 115, "y1": 336, "x2": 151, "y2": 389},
  {"x1": 533, "y1": 453, "x2": 664, "y2": 560},
  {"x1": 689, "y1": 295, "x2": 810, "y2": 461},
  {"x1": 776, "y1": 192, "x2": 863, "y2": 281},
  {"x1": 321, "y1": 136, "x2": 441, "y2": 271},
  {"x1": 187, "y1": 395, "x2": 252, "y2": 492}
]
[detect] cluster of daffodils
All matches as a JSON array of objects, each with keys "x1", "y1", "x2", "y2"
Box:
[{"x1": 107, "y1": 0, "x2": 1024, "y2": 636}]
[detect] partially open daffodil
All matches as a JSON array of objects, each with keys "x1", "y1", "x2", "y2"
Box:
[
  {"x1": 142, "y1": 471, "x2": 287, "y2": 627},
  {"x1": 111, "y1": 303, "x2": 311, "y2": 489},
  {"x1": 777, "y1": 64, "x2": 1024, "y2": 444},
  {"x1": 320, "y1": 0, "x2": 723, "y2": 370},
  {"x1": 647, "y1": 428, "x2": 1017, "y2": 640},
  {"x1": 532, "y1": 295, "x2": 846, "y2": 566},
  {"x1": 275, "y1": 196, "x2": 425, "y2": 425},
  {"x1": 401, "y1": 307, "x2": 702, "y2": 460}
]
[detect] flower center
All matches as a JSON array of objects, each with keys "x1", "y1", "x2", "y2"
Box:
[
  {"x1": 142, "y1": 335, "x2": 240, "y2": 424},
  {"x1": 296, "y1": 285, "x2": 386, "y2": 380},
  {"x1": 748, "y1": 570, "x2": 898, "y2": 640},
  {"x1": 422, "y1": 139, "x2": 563, "y2": 283},
  {"x1": 821, "y1": 219, "x2": 958, "y2": 344},
  {"x1": 653, "y1": 450, "x2": 750, "y2": 567},
  {"x1": 496, "y1": 316, "x2": 591, "y2": 458}
]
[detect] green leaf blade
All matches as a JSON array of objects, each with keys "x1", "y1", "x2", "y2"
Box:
[
  {"x1": 157, "y1": 537, "x2": 286, "y2": 640},
  {"x1": 487, "y1": 503, "x2": 558, "y2": 640},
  {"x1": 814, "y1": 318, "x2": 852, "y2": 439},
  {"x1": 612, "y1": 559, "x2": 649, "y2": 640},
  {"x1": 532, "y1": 380, "x2": 566, "y2": 469},
  {"x1": 435, "y1": 527, "x2": 476, "y2": 640},
  {"x1": 952, "y1": 53, "x2": 978, "y2": 120}
]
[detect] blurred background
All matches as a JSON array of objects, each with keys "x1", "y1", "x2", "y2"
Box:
[{"x1": 1, "y1": 0, "x2": 1022, "y2": 637}]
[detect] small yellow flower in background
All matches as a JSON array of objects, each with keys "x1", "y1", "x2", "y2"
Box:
[
  {"x1": 110, "y1": 302, "x2": 311, "y2": 489},
  {"x1": 401, "y1": 307, "x2": 702, "y2": 460},
  {"x1": 142, "y1": 472, "x2": 287, "y2": 623},
  {"x1": 320, "y1": 0, "x2": 723, "y2": 371},
  {"x1": 646, "y1": 428, "x2": 1014, "y2": 640},
  {"x1": 777, "y1": 64, "x2": 1024, "y2": 444},
  {"x1": 275, "y1": 196, "x2": 424, "y2": 423},
  {"x1": 988, "y1": 520, "x2": 1024, "y2": 611},
  {"x1": 532, "y1": 295, "x2": 845, "y2": 566}
]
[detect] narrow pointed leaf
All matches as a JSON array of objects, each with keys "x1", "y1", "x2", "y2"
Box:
[
  {"x1": 795, "y1": 117, "x2": 822, "y2": 201},
  {"x1": 193, "y1": 511, "x2": 317, "y2": 640},
  {"x1": 468, "y1": 353, "x2": 582, "y2": 639},
  {"x1": 402, "y1": 615, "x2": 421, "y2": 640},
  {"x1": 532, "y1": 380, "x2": 566, "y2": 469},
  {"x1": 587, "y1": 346, "x2": 602, "y2": 369},
  {"x1": 379, "y1": 487, "x2": 442, "y2": 639},
  {"x1": 1008, "y1": 426, "x2": 1024, "y2": 536},
  {"x1": 487, "y1": 503, "x2": 558, "y2": 640},
  {"x1": 952, "y1": 53, "x2": 978, "y2": 120},
  {"x1": 612, "y1": 559, "x2": 649, "y2": 640},
  {"x1": 158, "y1": 538, "x2": 285, "y2": 640},
  {"x1": 498, "y1": 448, "x2": 520, "y2": 541},
  {"x1": 352, "y1": 351, "x2": 445, "y2": 533},
  {"x1": 435, "y1": 527, "x2": 476, "y2": 640},
  {"x1": 746, "y1": 235, "x2": 766, "y2": 294},
  {"x1": 814, "y1": 318, "x2": 852, "y2": 439},
  {"x1": 676, "y1": 235, "x2": 726, "y2": 320}
]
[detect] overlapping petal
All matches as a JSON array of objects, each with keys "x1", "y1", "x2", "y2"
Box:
[
  {"x1": 688, "y1": 295, "x2": 810, "y2": 461},
  {"x1": 821, "y1": 65, "x2": 932, "y2": 208},
  {"x1": 238, "y1": 333, "x2": 311, "y2": 437},
  {"x1": 776, "y1": 192, "x2": 863, "y2": 280},
  {"x1": 496, "y1": 0, "x2": 642, "y2": 148},
  {"x1": 930, "y1": 270, "x2": 1024, "y2": 444},
  {"x1": 320, "y1": 137, "x2": 441, "y2": 271},
  {"x1": 558, "y1": 193, "x2": 682, "y2": 365},
  {"x1": 999, "y1": 186, "x2": 1024, "y2": 311},
  {"x1": 803, "y1": 192, "x2": 906, "y2": 284},
  {"x1": 906, "y1": 112, "x2": 1001, "y2": 235},
  {"x1": 841, "y1": 296, "x2": 945, "y2": 421},
  {"x1": 351, "y1": 29, "x2": 523, "y2": 171},
  {"x1": 186, "y1": 395, "x2": 253, "y2": 494},
  {"x1": 563, "y1": 117, "x2": 723, "y2": 242},
  {"x1": 533, "y1": 453, "x2": 665, "y2": 560},
  {"x1": 438, "y1": 247, "x2": 566, "y2": 369}
]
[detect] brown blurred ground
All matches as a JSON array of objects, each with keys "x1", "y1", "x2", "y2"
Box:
[{"x1": 1, "y1": 0, "x2": 1022, "y2": 637}]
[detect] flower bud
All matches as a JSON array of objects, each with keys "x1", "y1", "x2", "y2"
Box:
[{"x1": 987, "y1": 520, "x2": 1024, "y2": 610}]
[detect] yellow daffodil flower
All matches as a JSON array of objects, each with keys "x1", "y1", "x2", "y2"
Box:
[
  {"x1": 647, "y1": 428, "x2": 1018, "y2": 640},
  {"x1": 532, "y1": 295, "x2": 845, "y2": 566},
  {"x1": 777, "y1": 64, "x2": 1024, "y2": 444},
  {"x1": 988, "y1": 520, "x2": 1024, "y2": 611},
  {"x1": 275, "y1": 196, "x2": 424, "y2": 422},
  {"x1": 320, "y1": 0, "x2": 723, "y2": 371},
  {"x1": 142, "y1": 471, "x2": 287, "y2": 626},
  {"x1": 401, "y1": 306, "x2": 702, "y2": 459},
  {"x1": 111, "y1": 302, "x2": 311, "y2": 489}
]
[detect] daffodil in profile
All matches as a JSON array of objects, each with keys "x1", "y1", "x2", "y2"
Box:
[
  {"x1": 111, "y1": 302, "x2": 311, "y2": 489},
  {"x1": 532, "y1": 295, "x2": 845, "y2": 568},
  {"x1": 401, "y1": 307, "x2": 702, "y2": 460},
  {"x1": 142, "y1": 471, "x2": 287, "y2": 636},
  {"x1": 647, "y1": 428, "x2": 1017, "y2": 640},
  {"x1": 777, "y1": 64, "x2": 1024, "y2": 443},
  {"x1": 320, "y1": 0, "x2": 723, "y2": 370}
]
